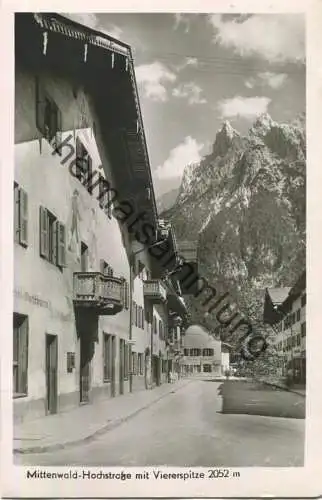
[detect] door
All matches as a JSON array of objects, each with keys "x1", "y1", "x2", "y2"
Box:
[
  {"x1": 111, "y1": 336, "x2": 116, "y2": 397},
  {"x1": 119, "y1": 339, "x2": 124, "y2": 395},
  {"x1": 80, "y1": 338, "x2": 91, "y2": 403},
  {"x1": 46, "y1": 334, "x2": 58, "y2": 414}
]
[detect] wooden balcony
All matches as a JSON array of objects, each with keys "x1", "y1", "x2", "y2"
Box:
[
  {"x1": 143, "y1": 279, "x2": 167, "y2": 303},
  {"x1": 73, "y1": 272, "x2": 123, "y2": 315}
]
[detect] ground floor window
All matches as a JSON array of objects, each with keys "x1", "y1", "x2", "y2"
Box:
[
  {"x1": 131, "y1": 352, "x2": 138, "y2": 375},
  {"x1": 124, "y1": 342, "x2": 129, "y2": 380},
  {"x1": 138, "y1": 353, "x2": 144, "y2": 375},
  {"x1": 197, "y1": 365, "x2": 201, "y2": 373},
  {"x1": 162, "y1": 359, "x2": 167, "y2": 373},
  {"x1": 203, "y1": 364, "x2": 212, "y2": 373},
  {"x1": 103, "y1": 333, "x2": 112, "y2": 382},
  {"x1": 13, "y1": 313, "x2": 29, "y2": 397}
]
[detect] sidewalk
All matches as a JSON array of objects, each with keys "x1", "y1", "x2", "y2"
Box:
[
  {"x1": 255, "y1": 377, "x2": 306, "y2": 397},
  {"x1": 14, "y1": 379, "x2": 191, "y2": 455}
]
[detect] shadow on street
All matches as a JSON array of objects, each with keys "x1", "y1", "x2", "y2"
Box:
[{"x1": 215, "y1": 380, "x2": 305, "y2": 419}]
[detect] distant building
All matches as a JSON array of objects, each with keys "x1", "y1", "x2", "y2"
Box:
[
  {"x1": 180, "y1": 325, "x2": 223, "y2": 377},
  {"x1": 263, "y1": 272, "x2": 306, "y2": 384}
]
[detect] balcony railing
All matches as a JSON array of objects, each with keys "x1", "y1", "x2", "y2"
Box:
[
  {"x1": 143, "y1": 279, "x2": 167, "y2": 302},
  {"x1": 73, "y1": 272, "x2": 123, "y2": 315}
]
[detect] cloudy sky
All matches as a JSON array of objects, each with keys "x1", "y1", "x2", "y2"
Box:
[{"x1": 66, "y1": 13, "x2": 305, "y2": 197}]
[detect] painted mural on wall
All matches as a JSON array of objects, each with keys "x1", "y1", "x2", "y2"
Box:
[{"x1": 68, "y1": 189, "x2": 82, "y2": 262}]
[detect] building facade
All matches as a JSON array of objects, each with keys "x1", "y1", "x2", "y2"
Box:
[
  {"x1": 180, "y1": 326, "x2": 223, "y2": 377},
  {"x1": 14, "y1": 13, "x2": 188, "y2": 423},
  {"x1": 263, "y1": 272, "x2": 306, "y2": 384}
]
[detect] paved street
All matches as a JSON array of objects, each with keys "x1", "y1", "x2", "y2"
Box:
[
  {"x1": 218, "y1": 379, "x2": 305, "y2": 419},
  {"x1": 16, "y1": 380, "x2": 305, "y2": 467}
]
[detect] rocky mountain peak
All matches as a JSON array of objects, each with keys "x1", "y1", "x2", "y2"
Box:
[
  {"x1": 212, "y1": 120, "x2": 240, "y2": 158},
  {"x1": 164, "y1": 114, "x2": 306, "y2": 331}
]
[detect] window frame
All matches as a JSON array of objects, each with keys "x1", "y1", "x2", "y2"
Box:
[
  {"x1": 13, "y1": 313, "x2": 29, "y2": 398},
  {"x1": 39, "y1": 206, "x2": 66, "y2": 268},
  {"x1": 14, "y1": 183, "x2": 28, "y2": 247}
]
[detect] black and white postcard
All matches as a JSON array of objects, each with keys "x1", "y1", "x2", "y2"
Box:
[{"x1": 1, "y1": 0, "x2": 322, "y2": 498}]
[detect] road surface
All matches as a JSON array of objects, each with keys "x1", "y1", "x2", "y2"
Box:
[{"x1": 16, "y1": 379, "x2": 305, "y2": 467}]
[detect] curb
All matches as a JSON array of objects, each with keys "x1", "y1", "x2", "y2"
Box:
[
  {"x1": 14, "y1": 380, "x2": 191, "y2": 455},
  {"x1": 256, "y1": 379, "x2": 306, "y2": 397}
]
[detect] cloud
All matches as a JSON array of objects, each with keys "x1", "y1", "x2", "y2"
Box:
[
  {"x1": 156, "y1": 136, "x2": 204, "y2": 179},
  {"x1": 64, "y1": 13, "x2": 99, "y2": 28},
  {"x1": 173, "y1": 13, "x2": 191, "y2": 33},
  {"x1": 245, "y1": 72, "x2": 288, "y2": 90},
  {"x1": 209, "y1": 14, "x2": 305, "y2": 63},
  {"x1": 172, "y1": 82, "x2": 207, "y2": 105},
  {"x1": 135, "y1": 61, "x2": 177, "y2": 102},
  {"x1": 64, "y1": 14, "x2": 124, "y2": 41},
  {"x1": 100, "y1": 25, "x2": 123, "y2": 40},
  {"x1": 177, "y1": 57, "x2": 199, "y2": 71},
  {"x1": 218, "y1": 96, "x2": 271, "y2": 119},
  {"x1": 135, "y1": 62, "x2": 176, "y2": 102}
]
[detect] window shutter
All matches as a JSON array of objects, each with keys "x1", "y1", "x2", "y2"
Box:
[
  {"x1": 52, "y1": 219, "x2": 58, "y2": 264},
  {"x1": 85, "y1": 155, "x2": 93, "y2": 193},
  {"x1": 20, "y1": 318, "x2": 29, "y2": 395},
  {"x1": 75, "y1": 138, "x2": 84, "y2": 181},
  {"x1": 132, "y1": 301, "x2": 135, "y2": 326},
  {"x1": 57, "y1": 222, "x2": 66, "y2": 267},
  {"x1": 14, "y1": 184, "x2": 20, "y2": 243},
  {"x1": 35, "y1": 78, "x2": 46, "y2": 136},
  {"x1": 19, "y1": 188, "x2": 28, "y2": 246},
  {"x1": 39, "y1": 206, "x2": 49, "y2": 259}
]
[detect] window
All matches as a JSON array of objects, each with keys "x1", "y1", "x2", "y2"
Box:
[
  {"x1": 301, "y1": 322, "x2": 306, "y2": 337},
  {"x1": 67, "y1": 352, "x2": 75, "y2": 373},
  {"x1": 190, "y1": 348, "x2": 201, "y2": 356},
  {"x1": 122, "y1": 280, "x2": 129, "y2": 310},
  {"x1": 13, "y1": 313, "x2": 28, "y2": 397},
  {"x1": 98, "y1": 176, "x2": 112, "y2": 218},
  {"x1": 138, "y1": 306, "x2": 142, "y2": 328},
  {"x1": 131, "y1": 352, "x2": 138, "y2": 375},
  {"x1": 203, "y1": 364, "x2": 212, "y2": 373},
  {"x1": 131, "y1": 301, "x2": 135, "y2": 326},
  {"x1": 100, "y1": 260, "x2": 113, "y2": 276},
  {"x1": 153, "y1": 316, "x2": 157, "y2": 335},
  {"x1": 14, "y1": 183, "x2": 28, "y2": 247},
  {"x1": 292, "y1": 336, "x2": 296, "y2": 347},
  {"x1": 184, "y1": 348, "x2": 189, "y2": 356},
  {"x1": 39, "y1": 207, "x2": 66, "y2": 267},
  {"x1": 138, "y1": 353, "x2": 144, "y2": 375},
  {"x1": 36, "y1": 80, "x2": 62, "y2": 149},
  {"x1": 134, "y1": 303, "x2": 138, "y2": 327},
  {"x1": 124, "y1": 343, "x2": 129, "y2": 380},
  {"x1": 296, "y1": 309, "x2": 301, "y2": 322},
  {"x1": 297, "y1": 334, "x2": 301, "y2": 346},
  {"x1": 301, "y1": 294, "x2": 306, "y2": 307},
  {"x1": 103, "y1": 334, "x2": 113, "y2": 382},
  {"x1": 159, "y1": 320, "x2": 164, "y2": 340},
  {"x1": 203, "y1": 348, "x2": 214, "y2": 357}
]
